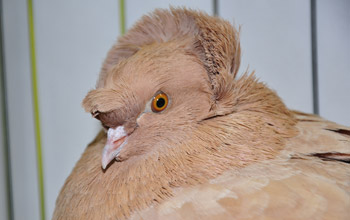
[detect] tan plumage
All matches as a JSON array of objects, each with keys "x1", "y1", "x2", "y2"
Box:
[
  {"x1": 129, "y1": 112, "x2": 350, "y2": 220},
  {"x1": 53, "y1": 8, "x2": 350, "y2": 220}
]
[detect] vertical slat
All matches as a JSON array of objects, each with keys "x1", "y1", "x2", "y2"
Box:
[
  {"x1": 120, "y1": 0, "x2": 126, "y2": 35},
  {"x1": 32, "y1": 0, "x2": 119, "y2": 218},
  {"x1": 219, "y1": 0, "x2": 313, "y2": 113},
  {"x1": 0, "y1": 84, "x2": 10, "y2": 220},
  {"x1": 2, "y1": 0, "x2": 40, "y2": 219},
  {"x1": 213, "y1": 0, "x2": 218, "y2": 16},
  {"x1": 27, "y1": 1, "x2": 46, "y2": 219},
  {"x1": 0, "y1": 2, "x2": 11, "y2": 219},
  {"x1": 317, "y1": 0, "x2": 350, "y2": 126},
  {"x1": 0, "y1": 76, "x2": 10, "y2": 220},
  {"x1": 0, "y1": 110, "x2": 9, "y2": 220},
  {"x1": 125, "y1": 0, "x2": 213, "y2": 29},
  {"x1": 311, "y1": 0, "x2": 319, "y2": 115},
  {"x1": 0, "y1": 1, "x2": 13, "y2": 219}
]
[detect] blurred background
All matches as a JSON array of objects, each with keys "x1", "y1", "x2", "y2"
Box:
[{"x1": 0, "y1": 0, "x2": 349, "y2": 219}]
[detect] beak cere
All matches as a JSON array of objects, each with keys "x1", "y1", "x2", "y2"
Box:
[{"x1": 102, "y1": 126, "x2": 128, "y2": 169}]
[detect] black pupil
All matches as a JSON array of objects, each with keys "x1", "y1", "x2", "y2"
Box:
[{"x1": 156, "y1": 98, "x2": 165, "y2": 108}]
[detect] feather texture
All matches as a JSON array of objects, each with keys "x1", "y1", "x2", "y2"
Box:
[
  {"x1": 53, "y1": 8, "x2": 350, "y2": 220},
  {"x1": 129, "y1": 112, "x2": 350, "y2": 220}
]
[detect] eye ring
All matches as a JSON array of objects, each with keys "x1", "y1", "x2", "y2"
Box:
[{"x1": 151, "y1": 92, "x2": 168, "y2": 113}]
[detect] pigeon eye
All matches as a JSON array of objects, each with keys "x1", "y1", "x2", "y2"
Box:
[{"x1": 151, "y1": 92, "x2": 168, "y2": 112}]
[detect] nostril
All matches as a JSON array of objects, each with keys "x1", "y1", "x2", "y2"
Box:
[
  {"x1": 92, "y1": 111, "x2": 100, "y2": 118},
  {"x1": 112, "y1": 136, "x2": 126, "y2": 145}
]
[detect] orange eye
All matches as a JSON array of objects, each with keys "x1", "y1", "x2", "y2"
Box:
[{"x1": 151, "y1": 92, "x2": 168, "y2": 112}]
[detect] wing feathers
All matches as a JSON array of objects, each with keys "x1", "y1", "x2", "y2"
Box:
[{"x1": 130, "y1": 113, "x2": 350, "y2": 220}]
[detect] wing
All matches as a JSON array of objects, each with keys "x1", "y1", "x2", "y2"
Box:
[{"x1": 130, "y1": 112, "x2": 350, "y2": 220}]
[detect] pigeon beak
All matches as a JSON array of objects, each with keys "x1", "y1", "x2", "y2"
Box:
[{"x1": 102, "y1": 126, "x2": 128, "y2": 169}]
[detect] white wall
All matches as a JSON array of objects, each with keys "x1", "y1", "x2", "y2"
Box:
[
  {"x1": 318, "y1": 0, "x2": 350, "y2": 126},
  {"x1": 126, "y1": 0, "x2": 213, "y2": 29},
  {"x1": 1, "y1": 1, "x2": 349, "y2": 219},
  {"x1": 219, "y1": 0, "x2": 313, "y2": 113},
  {"x1": 33, "y1": 0, "x2": 119, "y2": 218},
  {"x1": 2, "y1": 0, "x2": 40, "y2": 219}
]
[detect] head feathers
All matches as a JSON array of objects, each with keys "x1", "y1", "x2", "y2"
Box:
[{"x1": 93, "y1": 8, "x2": 241, "y2": 117}]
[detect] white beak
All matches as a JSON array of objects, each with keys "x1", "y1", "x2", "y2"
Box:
[{"x1": 101, "y1": 126, "x2": 127, "y2": 169}]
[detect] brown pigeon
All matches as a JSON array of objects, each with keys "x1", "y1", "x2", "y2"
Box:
[{"x1": 53, "y1": 8, "x2": 350, "y2": 220}]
